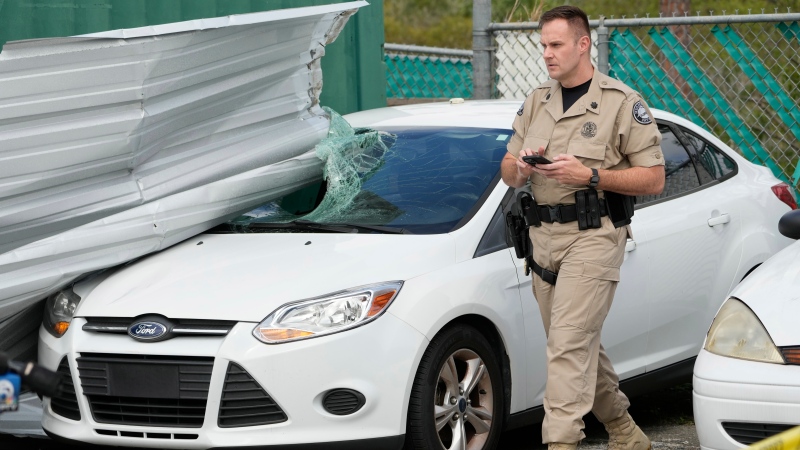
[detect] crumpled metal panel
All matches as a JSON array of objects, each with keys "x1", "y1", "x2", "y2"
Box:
[
  {"x1": 0, "y1": 151, "x2": 323, "y2": 322},
  {"x1": 0, "y1": 2, "x2": 367, "y2": 322}
]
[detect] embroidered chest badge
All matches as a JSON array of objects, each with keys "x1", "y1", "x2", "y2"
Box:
[
  {"x1": 632, "y1": 101, "x2": 652, "y2": 125},
  {"x1": 581, "y1": 121, "x2": 598, "y2": 138}
]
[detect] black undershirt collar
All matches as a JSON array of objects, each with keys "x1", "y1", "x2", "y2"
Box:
[{"x1": 561, "y1": 78, "x2": 592, "y2": 113}]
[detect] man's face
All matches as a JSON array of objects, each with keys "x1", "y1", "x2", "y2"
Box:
[{"x1": 540, "y1": 18, "x2": 588, "y2": 85}]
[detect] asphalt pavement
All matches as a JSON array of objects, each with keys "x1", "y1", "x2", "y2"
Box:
[
  {"x1": 499, "y1": 383, "x2": 699, "y2": 449},
  {"x1": 0, "y1": 383, "x2": 699, "y2": 449}
]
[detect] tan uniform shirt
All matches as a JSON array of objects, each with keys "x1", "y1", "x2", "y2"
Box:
[{"x1": 507, "y1": 70, "x2": 665, "y2": 206}]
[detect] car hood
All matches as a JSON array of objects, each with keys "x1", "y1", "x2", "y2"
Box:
[
  {"x1": 731, "y1": 240, "x2": 800, "y2": 346},
  {"x1": 75, "y1": 232, "x2": 455, "y2": 322}
]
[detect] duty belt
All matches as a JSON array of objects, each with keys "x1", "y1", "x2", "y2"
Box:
[{"x1": 537, "y1": 198, "x2": 607, "y2": 224}]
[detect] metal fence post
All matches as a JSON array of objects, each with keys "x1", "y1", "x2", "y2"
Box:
[
  {"x1": 596, "y1": 16, "x2": 609, "y2": 75},
  {"x1": 472, "y1": 0, "x2": 492, "y2": 99}
]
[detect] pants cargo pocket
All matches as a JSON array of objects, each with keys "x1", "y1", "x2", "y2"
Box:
[{"x1": 555, "y1": 261, "x2": 620, "y2": 332}]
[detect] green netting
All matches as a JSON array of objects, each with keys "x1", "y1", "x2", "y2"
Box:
[
  {"x1": 231, "y1": 107, "x2": 396, "y2": 225},
  {"x1": 777, "y1": 21, "x2": 800, "y2": 42},
  {"x1": 301, "y1": 107, "x2": 393, "y2": 222},
  {"x1": 385, "y1": 54, "x2": 473, "y2": 99}
]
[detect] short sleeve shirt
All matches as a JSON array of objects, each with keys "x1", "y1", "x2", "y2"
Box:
[{"x1": 507, "y1": 70, "x2": 665, "y2": 206}]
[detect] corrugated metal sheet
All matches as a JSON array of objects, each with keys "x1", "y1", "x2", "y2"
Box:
[
  {"x1": 0, "y1": 2, "x2": 367, "y2": 322},
  {"x1": 0, "y1": 0, "x2": 388, "y2": 121}
]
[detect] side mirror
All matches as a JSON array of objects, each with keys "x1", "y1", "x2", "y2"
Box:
[{"x1": 778, "y1": 209, "x2": 800, "y2": 239}]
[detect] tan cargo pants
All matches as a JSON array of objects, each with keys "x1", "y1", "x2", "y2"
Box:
[{"x1": 530, "y1": 215, "x2": 630, "y2": 444}]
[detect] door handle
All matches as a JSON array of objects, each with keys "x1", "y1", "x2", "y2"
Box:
[
  {"x1": 707, "y1": 214, "x2": 730, "y2": 227},
  {"x1": 625, "y1": 239, "x2": 636, "y2": 252}
]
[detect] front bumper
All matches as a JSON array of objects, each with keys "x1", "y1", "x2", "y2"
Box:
[
  {"x1": 693, "y1": 349, "x2": 800, "y2": 450},
  {"x1": 39, "y1": 313, "x2": 426, "y2": 449}
]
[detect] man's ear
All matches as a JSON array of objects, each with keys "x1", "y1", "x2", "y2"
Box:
[{"x1": 578, "y1": 34, "x2": 591, "y2": 54}]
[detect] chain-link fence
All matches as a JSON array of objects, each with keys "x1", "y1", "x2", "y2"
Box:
[
  {"x1": 489, "y1": 14, "x2": 800, "y2": 190},
  {"x1": 384, "y1": 43, "x2": 473, "y2": 104}
]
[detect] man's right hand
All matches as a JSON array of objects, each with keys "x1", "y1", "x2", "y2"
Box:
[
  {"x1": 501, "y1": 146, "x2": 546, "y2": 188},
  {"x1": 516, "y1": 146, "x2": 547, "y2": 176}
]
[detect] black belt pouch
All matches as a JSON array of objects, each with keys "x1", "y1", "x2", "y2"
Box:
[
  {"x1": 606, "y1": 191, "x2": 635, "y2": 228},
  {"x1": 575, "y1": 189, "x2": 602, "y2": 230}
]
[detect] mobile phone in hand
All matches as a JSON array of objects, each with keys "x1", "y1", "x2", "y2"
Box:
[{"x1": 522, "y1": 155, "x2": 553, "y2": 165}]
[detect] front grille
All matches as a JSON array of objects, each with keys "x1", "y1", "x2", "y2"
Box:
[
  {"x1": 322, "y1": 389, "x2": 366, "y2": 415},
  {"x1": 95, "y1": 429, "x2": 198, "y2": 440},
  {"x1": 77, "y1": 353, "x2": 213, "y2": 428},
  {"x1": 722, "y1": 422, "x2": 796, "y2": 445},
  {"x1": 83, "y1": 317, "x2": 236, "y2": 338},
  {"x1": 50, "y1": 357, "x2": 81, "y2": 421},
  {"x1": 218, "y1": 362, "x2": 287, "y2": 428}
]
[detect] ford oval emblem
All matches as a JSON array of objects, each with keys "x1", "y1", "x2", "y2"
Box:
[{"x1": 128, "y1": 321, "x2": 168, "y2": 341}]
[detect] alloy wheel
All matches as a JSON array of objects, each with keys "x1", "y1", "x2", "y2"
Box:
[{"x1": 432, "y1": 348, "x2": 494, "y2": 450}]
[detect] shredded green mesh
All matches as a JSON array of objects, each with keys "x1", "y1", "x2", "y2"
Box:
[
  {"x1": 301, "y1": 107, "x2": 392, "y2": 222},
  {"x1": 231, "y1": 107, "x2": 394, "y2": 225}
]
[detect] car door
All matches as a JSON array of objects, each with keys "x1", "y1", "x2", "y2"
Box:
[
  {"x1": 500, "y1": 187, "x2": 651, "y2": 408},
  {"x1": 635, "y1": 122, "x2": 743, "y2": 371}
]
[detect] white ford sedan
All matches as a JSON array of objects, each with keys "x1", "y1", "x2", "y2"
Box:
[
  {"x1": 38, "y1": 101, "x2": 794, "y2": 450},
  {"x1": 694, "y1": 209, "x2": 800, "y2": 450}
]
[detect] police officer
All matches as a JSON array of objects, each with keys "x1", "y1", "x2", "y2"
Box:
[{"x1": 500, "y1": 6, "x2": 665, "y2": 450}]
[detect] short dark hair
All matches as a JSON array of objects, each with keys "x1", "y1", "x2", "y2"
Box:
[{"x1": 540, "y1": 6, "x2": 591, "y2": 41}]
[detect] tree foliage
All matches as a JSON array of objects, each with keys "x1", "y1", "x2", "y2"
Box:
[{"x1": 386, "y1": 0, "x2": 800, "y2": 48}]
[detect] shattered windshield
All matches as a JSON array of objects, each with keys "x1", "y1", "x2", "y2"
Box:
[{"x1": 225, "y1": 109, "x2": 510, "y2": 234}]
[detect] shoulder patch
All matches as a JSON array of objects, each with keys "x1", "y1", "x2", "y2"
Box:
[
  {"x1": 517, "y1": 103, "x2": 524, "y2": 116},
  {"x1": 632, "y1": 101, "x2": 652, "y2": 125}
]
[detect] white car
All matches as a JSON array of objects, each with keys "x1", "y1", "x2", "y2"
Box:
[
  {"x1": 694, "y1": 209, "x2": 800, "y2": 450},
  {"x1": 38, "y1": 101, "x2": 794, "y2": 450}
]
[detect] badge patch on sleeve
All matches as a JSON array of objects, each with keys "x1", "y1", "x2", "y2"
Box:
[
  {"x1": 517, "y1": 103, "x2": 524, "y2": 116},
  {"x1": 632, "y1": 101, "x2": 652, "y2": 125}
]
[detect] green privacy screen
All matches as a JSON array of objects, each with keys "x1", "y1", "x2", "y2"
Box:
[
  {"x1": 0, "y1": 0, "x2": 386, "y2": 114},
  {"x1": 385, "y1": 54, "x2": 473, "y2": 99}
]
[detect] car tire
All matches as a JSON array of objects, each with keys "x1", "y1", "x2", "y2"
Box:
[{"x1": 405, "y1": 324, "x2": 504, "y2": 450}]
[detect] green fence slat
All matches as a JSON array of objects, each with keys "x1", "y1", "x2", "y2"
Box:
[
  {"x1": 793, "y1": 159, "x2": 800, "y2": 186},
  {"x1": 648, "y1": 27, "x2": 783, "y2": 179},
  {"x1": 610, "y1": 29, "x2": 704, "y2": 125},
  {"x1": 713, "y1": 25, "x2": 800, "y2": 145},
  {"x1": 609, "y1": 31, "x2": 663, "y2": 106},
  {"x1": 385, "y1": 54, "x2": 472, "y2": 99},
  {"x1": 610, "y1": 30, "x2": 681, "y2": 115},
  {"x1": 777, "y1": 21, "x2": 800, "y2": 42}
]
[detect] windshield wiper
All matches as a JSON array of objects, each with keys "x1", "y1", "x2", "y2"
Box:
[{"x1": 245, "y1": 219, "x2": 410, "y2": 234}]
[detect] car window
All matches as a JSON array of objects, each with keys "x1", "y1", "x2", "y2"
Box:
[
  {"x1": 636, "y1": 124, "x2": 701, "y2": 205},
  {"x1": 474, "y1": 205, "x2": 511, "y2": 257},
  {"x1": 229, "y1": 127, "x2": 511, "y2": 234},
  {"x1": 681, "y1": 129, "x2": 737, "y2": 181}
]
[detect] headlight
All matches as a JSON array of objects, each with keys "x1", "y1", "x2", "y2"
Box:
[
  {"x1": 43, "y1": 287, "x2": 82, "y2": 338},
  {"x1": 253, "y1": 281, "x2": 403, "y2": 344},
  {"x1": 704, "y1": 297, "x2": 785, "y2": 364}
]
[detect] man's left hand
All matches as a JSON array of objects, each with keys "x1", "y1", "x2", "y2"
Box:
[{"x1": 531, "y1": 154, "x2": 593, "y2": 186}]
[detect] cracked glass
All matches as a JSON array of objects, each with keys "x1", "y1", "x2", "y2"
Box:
[{"x1": 226, "y1": 109, "x2": 511, "y2": 234}]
